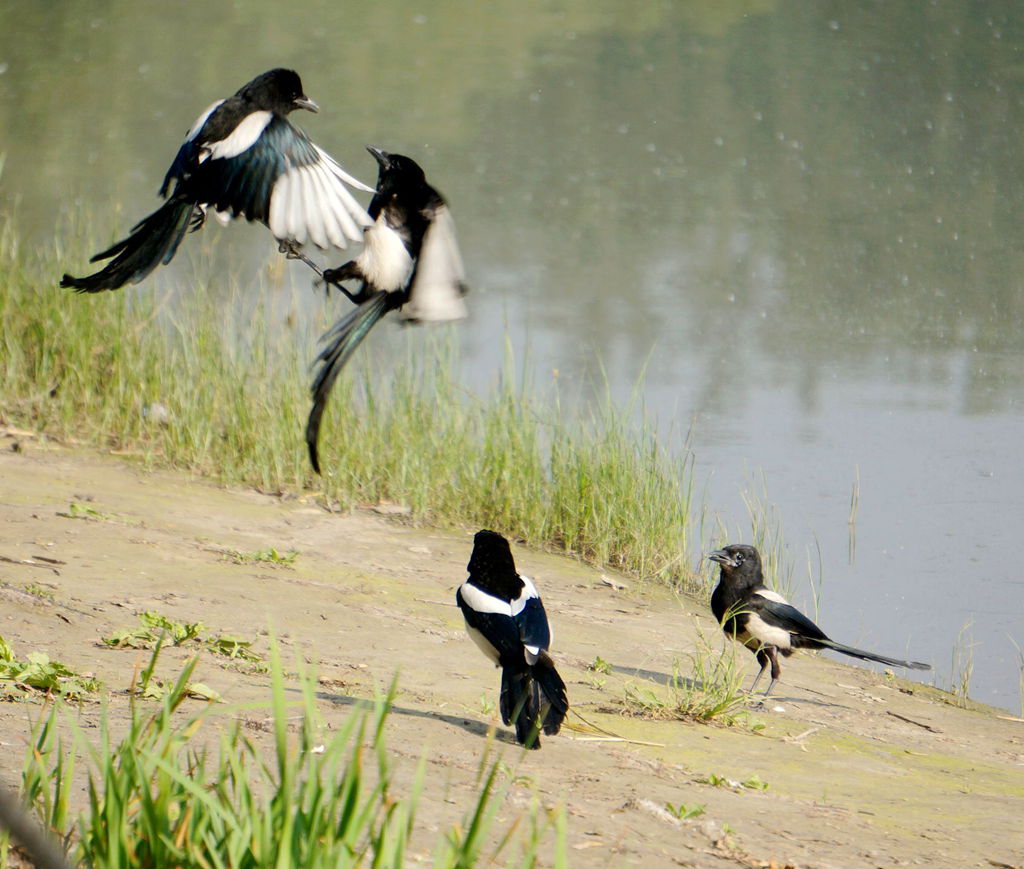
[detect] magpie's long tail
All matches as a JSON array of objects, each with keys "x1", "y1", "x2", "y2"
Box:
[
  {"x1": 532, "y1": 651, "x2": 569, "y2": 735},
  {"x1": 499, "y1": 654, "x2": 569, "y2": 749},
  {"x1": 306, "y1": 290, "x2": 392, "y2": 474},
  {"x1": 500, "y1": 667, "x2": 535, "y2": 747},
  {"x1": 60, "y1": 198, "x2": 196, "y2": 293},
  {"x1": 814, "y1": 638, "x2": 930, "y2": 671}
]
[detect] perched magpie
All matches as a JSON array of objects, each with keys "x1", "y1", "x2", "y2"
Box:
[
  {"x1": 305, "y1": 147, "x2": 468, "y2": 473},
  {"x1": 60, "y1": 68, "x2": 374, "y2": 293},
  {"x1": 456, "y1": 530, "x2": 568, "y2": 749},
  {"x1": 708, "y1": 544, "x2": 930, "y2": 696}
]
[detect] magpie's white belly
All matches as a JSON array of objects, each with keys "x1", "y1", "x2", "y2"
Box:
[
  {"x1": 739, "y1": 614, "x2": 792, "y2": 651},
  {"x1": 357, "y1": 219, "x2": 414, "y2": 290}
]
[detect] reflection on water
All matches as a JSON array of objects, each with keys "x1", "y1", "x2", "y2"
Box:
[{"x1": 1, "y1": 1, "x2": 1022, "y2": 709}]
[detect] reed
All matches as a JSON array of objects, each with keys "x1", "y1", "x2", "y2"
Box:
[{"x1": 1, "y1": 215, "x2": 698, "y2": 590}]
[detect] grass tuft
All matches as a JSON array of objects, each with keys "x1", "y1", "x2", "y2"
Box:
[
  {"x1": 15, "y1": 644, "x2": 563, "y2": 866},
  {"x1": 620, "y1": 627, "x2": 753, "y2": 725}
]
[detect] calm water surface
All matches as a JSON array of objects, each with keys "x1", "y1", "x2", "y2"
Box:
[{"x1": 1, "y1": 1, "x2": 1022, "y2": 709}]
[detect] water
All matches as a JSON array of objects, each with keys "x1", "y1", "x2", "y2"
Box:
[{"x1": 2, "y1": 1, "x2": 1022, "y2": 710}]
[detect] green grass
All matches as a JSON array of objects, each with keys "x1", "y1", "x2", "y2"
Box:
[
  {"x1": 0, "y1": 213, "x2": 700, "y2": 590},
  {"x1": 224, "y1": 547, "x2": 300, "y2": 567},
  {"x1": 10, "y1": 645, "x2": 565, "y2": 867},
  {"x1": 620, "y1": 626, "x2": 755, "y2": 726}
]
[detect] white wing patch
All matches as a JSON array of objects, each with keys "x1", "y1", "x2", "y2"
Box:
[
  {"x1": 185, "y1": 99, "x2": 224, "y2": 142},
  {"x1": 510, "y1": 576, "x2": 540, "y2": 617},
  {"x1": 203, "y1": 110, "x2": 273, "y2": 161},
  {"x1": 401, "y1": 206, "x2": 468, "y2": 322},
  {"x1": 754, "y1": 589, "x2": 789, "y2": 605},
  {"x1": 458, "y1": 581, "x2": 512, "y2": 616},
  {"x1": 268, "y1": 144, "x2": 374, "y2": 249}
]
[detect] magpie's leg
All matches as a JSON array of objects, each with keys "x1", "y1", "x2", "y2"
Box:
[
  {"x1": 322, "y1": 262, "x2": 372, "y2": 304},
  {"x1": 278, "y1": 242, "x2": 362, "y2": 304},
  {"x1": 748, "y1": 649, "x2": 770, "y2": 695},
  {"x1": 763, "y1": 647, "x2": 782, "y2": 696}
]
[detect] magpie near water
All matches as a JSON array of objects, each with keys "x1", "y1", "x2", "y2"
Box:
[
  {"x1": 60, "y1": 68, "x2": 374, "y2": 293},
  {"x1": 305, "y1": 147, "x2": 468, "y2": 473},
  {"x1": 456, "y1": 530, "x2": 568, "y2": 749},
  {"x1": 708, "y1": 544, "x2": 930, "y2": 696}
]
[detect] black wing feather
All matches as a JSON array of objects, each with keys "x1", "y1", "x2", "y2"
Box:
[
  {"x1": 754, "y1": 597, "x2": 832, "y2": 644},
  {"x1": 514, "y1": 597, "x2": 552, "y2": 652}
]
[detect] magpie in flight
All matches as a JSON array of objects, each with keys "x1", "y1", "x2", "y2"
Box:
[
  {"x1": 305, "y1": 146, "x2": 468, "y2": 473},
  {"x1": 456, "y1": 530, "x2": 568, "y2": 749},
  {"x1": 708, "y1": 543, "x2": 930, "y2": 696},
  {"x1": 60, "y1": 68, "x2": 374, "y2": 293}
]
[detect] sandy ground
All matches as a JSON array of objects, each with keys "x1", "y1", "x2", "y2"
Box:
[{"x1": 0, "y1": 436, "x2": 1022, "y2": 868}]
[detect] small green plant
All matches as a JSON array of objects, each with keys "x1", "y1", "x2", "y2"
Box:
[
  {"x1": 23, "y1": 583, "x2": 56, "y2": 601},
  {"x1": 588, "y1": 676, "x2": 607, "y2": 690},
  {"x1": 0, "y1": 635, "x2": 100, "y2": 700},
  {"x1": 698, "y1": 773, "x2": 768, "y2": 791},
  {"x1": 224, "y1": 547, "x2": 299, "y2": 566},
  {"x1": 56, "y1": 502, "x2": 117, "y2": 522},
  {"x1": 476, "y1": 693, "x2": 496, "y2": 716},
  {"x1": 207, "y1": 633, "x2": 264, "y2": 664},
  {"x1": 665, "y1": 802, "x2": 705, "y2": 820},
  {"x1": 589, "y1": 655, "x2": 612, "y2": 674},
  {"x1": 102, "y1": 610, "x2": 205, "y2": 648}
]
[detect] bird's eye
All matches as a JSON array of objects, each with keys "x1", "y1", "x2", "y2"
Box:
[{"x1": 734, "y1": 552, "x2": 744, "y2": 563}]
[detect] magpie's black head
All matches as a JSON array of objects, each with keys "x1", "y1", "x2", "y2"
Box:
[
  {"x1": 241, "y1": 68, "x2": 319, "y2": 115},
  {"x1": 467, "y1": 529, "x2": 523, "y2": 600},
  {"x1": 708, "y1": 544, "x2": 763, "y2": 583},
  {"x1": 367, "y1": 146, "x2": 427, "y2": 188}
]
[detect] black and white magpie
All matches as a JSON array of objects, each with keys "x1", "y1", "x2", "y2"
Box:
[
  {"x1": 60, "y1": 68, "x2": 374, "y2": 293},
  {"x1": 305, "y1": 147, "x2": 468, "y2": 474},
  {"x1": 456, "y1": 530, "x2": 568, "y2": 749},
  {"x1": 708, "y1": 543, "x2": 930, "y2": 696}
]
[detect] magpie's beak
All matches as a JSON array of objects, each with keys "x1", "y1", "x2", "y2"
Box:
[
  {"x1": 708, "y1": 550, "x2": 738, "y2": 568},
  {"x1": 367, "y1": 145, "x2": 391, "y2": 170},
  {"x1": 294, "y1": 95, "x2": 319, "y2": 113}
]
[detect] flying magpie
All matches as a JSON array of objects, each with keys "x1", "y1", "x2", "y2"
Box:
[
  {"x1": 305, "y1": 146, "x2": 468, "y2": 473},
  {"x1": 708, "y1": 543, "x2": 930, "y2": 696},
  {"x1": 60, "y1": 68, "x2": 374, "y2": 293},
  {"x1": 456, "y1": 530, "x2": 568, "y2": 749}
]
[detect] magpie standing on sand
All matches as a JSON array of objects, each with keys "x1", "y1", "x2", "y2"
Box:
[
  {"x1": 60, "y1": 68, "x2": 374, "y2": 293},
  {"x1": 708, "y1": 544, "x2": 930, "y2": 696},
  {"x1": 456, "y1": 530, "x2": 568, "y2": 749},
  {"x1": 305, "y1": 147, "x2": 468, "y2": 473}
]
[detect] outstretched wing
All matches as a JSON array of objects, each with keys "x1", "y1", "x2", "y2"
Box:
[
  {"x1": 188, "y1": 116, "x2": 373, "y2": 248},
  {"x1": 401, "y1": 205, "x2": 468, "y2": 322}
]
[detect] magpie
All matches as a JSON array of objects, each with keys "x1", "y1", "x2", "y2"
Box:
[
  {"x1": 456, "y1": 530, "x2": 568, "y2": 749},
  {"x1": 305, "y1": 146, "x2": 468, "y2": 473},
  {"x1": 708, "y1": 543, "x2": 930, "y2": 696},
  {"x1": 60, "y1": 68, "x2": 374, "y2": 293}
]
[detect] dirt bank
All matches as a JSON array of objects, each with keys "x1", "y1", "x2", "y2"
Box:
[{"x1": 0, "y1": 437, "x2": 1022, "y2": 867}]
